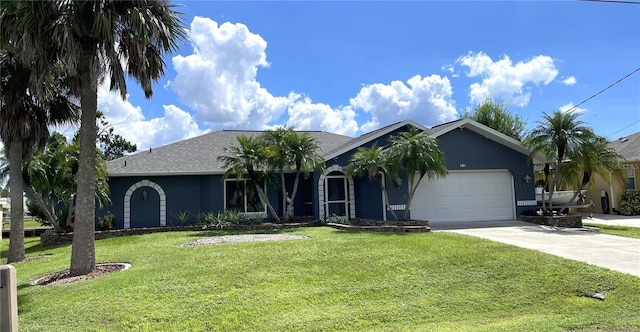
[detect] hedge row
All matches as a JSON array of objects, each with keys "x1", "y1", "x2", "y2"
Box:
[{"x1": 619, "y1": 190, "x2": 640, "y2": 216}]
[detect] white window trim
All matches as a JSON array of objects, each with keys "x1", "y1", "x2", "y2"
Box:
[
  {"x1": 223, "y1": 178, "x2": 267, "y2": 218},
  {"x1": 624, "y1": 165, "x2": 636, "y2": 190}
]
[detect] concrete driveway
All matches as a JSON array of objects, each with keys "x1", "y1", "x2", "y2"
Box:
[{"x1": 429, "y1": 219, "x2": 640, "y2": 278}]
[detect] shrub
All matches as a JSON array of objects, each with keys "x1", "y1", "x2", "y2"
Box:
[
  {"x1": 195, "y1": 212, "x2": 217, "y2": 225},
  {"x1": 218, "y1": 209, "x2": 249, "y2": 225},
  {"x1": 97, "y1": 211, "x2": 115, "y2": 230},
  {"x1": 619, "y1": 190, "x2": 640, "y2": 216},
  {"x1": 172, "y1": 211, "x2": 192, "y2": 226}
]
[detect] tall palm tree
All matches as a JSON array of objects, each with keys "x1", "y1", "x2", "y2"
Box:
[
  {"x1": 346, "y1": 142, "x2": 399, "y2": 220},
  {"x1": 0, "y1": 50, "x2": 79, "y2": 263},
  {"x1": 1, "y1": 0, "x2": 186, "y2": 274},
  {"x1": 524, "y1": 110, "x2": 594, "y2": 214},
  {"x1": 262, "y1": 127, "x2": 291, "y2": 219},
  {"x1": 263, "y1": 128, "x2": 325, "y2": 221},
  {"x1": 218, "y1": 136, "x2": 281, "y2": 223},
  {"x1": 388, "y1": 128, "x2": 447, "y2": 220},
  {"x1": 558, "y1": 135, "x2": 625, "y2": 210},
  {"x1": 282, "y1": 131, "x2": 325, "y2": 221}
]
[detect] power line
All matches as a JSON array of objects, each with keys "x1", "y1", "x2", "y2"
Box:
[
  {"x1": 564, "y1": 67, "x2": 640, "y2": 113},
  {"x1": 606, "y1": 119, "x2": 640, "y2": 139}
]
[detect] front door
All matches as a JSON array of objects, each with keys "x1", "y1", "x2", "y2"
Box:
[{"x1": 325, "y1": 174, "x2": 349, "y2": 217}]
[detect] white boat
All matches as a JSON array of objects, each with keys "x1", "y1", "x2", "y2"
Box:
[{"x1": 535, "y1": 188, "x2": 586, "y2": 206}]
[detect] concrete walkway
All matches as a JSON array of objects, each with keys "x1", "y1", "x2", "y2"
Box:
[
  {"x1": 582, "y1": 213, "x2": 640, "y2": 228},
  {"x1": 430, "y1": 219, "x2": 640, "y2": 278}
]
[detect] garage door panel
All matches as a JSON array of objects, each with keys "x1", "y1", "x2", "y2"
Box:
[{"x1": 412, "y1": 170, "x2": 514, "y2": 222}]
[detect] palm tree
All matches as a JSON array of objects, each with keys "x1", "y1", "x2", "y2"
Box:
[
  {"x1": 0, "y1": 50, "x2": 79, "y2": 263},
  {"x1": 1, "y1": 0, "x2": 186, "y2": 274},
  {"x1": 261, "y1": 127, "x2": 291, "y2": 219},
  {"x1": 282, "y1": 131, "x2": 325, "y2": 221},
  {"x1": 558, "y1": 135, "x2": 625, "y2": 210},
  {"x1": 23, "y1": 133, "x2": 111, "y2": 232},
  {"x1": 346, "y1": 142, "x2": 399, "y2": 220},
  {"x1": 388, "y1": 128, "x2": 447, "y2": 220},
  {"x1": 524, "y1": 110, "x2": 594, "y2": 214},
  {"x1": 218, "y1": 136, "x2": 281, "y2": 223},
  {"x1": 263, "y1": 128, "x2": 325, "y2": 221}
]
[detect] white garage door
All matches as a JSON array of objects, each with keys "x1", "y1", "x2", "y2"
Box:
[{"x1": 411, "y1": 170, "x2": 515, "y2": 222}]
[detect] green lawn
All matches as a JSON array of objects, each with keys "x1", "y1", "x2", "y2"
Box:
[
  {"x1": 2, "y1": 227, "x2": 639, "y2": 331},
  {"x1": 584, "y1": 223, "x2": 640, "y2": 239},
  {"x1": 2, "y1": 217, "x2": 49, "y2": 230}
]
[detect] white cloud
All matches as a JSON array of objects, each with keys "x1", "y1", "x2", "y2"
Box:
[
  {"x1": 97, "y1": 82, "x2": 204, "y2": 149},
  {"x1": 559, "y1": 102, "x2": 586, "y2": 114},
  {"x1": 170, "y1": 17, "x2": 290, "y2": 130},
  {"x1": 350, "y1": 74, "x2": 458, "y2": 132},
  {"x1": 562, "y1": 76, "x2": 577, "y2": 86},
  {"x1": 457, "y1": 51, "x2": 559, "y2": 107},
  {"x1": 285, "y1": 94, "x2": 359, "y2": 136}
]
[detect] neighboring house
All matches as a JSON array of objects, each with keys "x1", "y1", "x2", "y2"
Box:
[
  {"x1": 101, "y1": 119, "x2": 541, "y2": 228},
  {"x1": 581, "y1": 131, "x2": 640, "y2": 214}
]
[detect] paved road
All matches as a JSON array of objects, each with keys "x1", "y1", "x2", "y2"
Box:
[{"x1": 430, "y1": 219, "x2": 640, "y2": 278}]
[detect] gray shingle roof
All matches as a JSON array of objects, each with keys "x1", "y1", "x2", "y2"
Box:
[
  {"x1": 324, "y1": 120, "x2": 428, "y2": 160},
  {"x1": 609, "y1": 131, "x2": 640, "y2": 162},
  {"x1": 107, "y1": 130, "x2": 353, "y2": 176}
]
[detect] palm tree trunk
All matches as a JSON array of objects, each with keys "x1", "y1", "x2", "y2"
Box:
[
  {"x1": 70, "y1": 51, "x2": 98, "y2": 276},
  {"x1": 403, "y1": 174, "x2": 425, "y2": 221},
  {"x1": 65, "y1": 195, "x2": 76, "y2": 230},
  {"x1": 24, "y1": 185, "x2": 60, "y2": 230},
  {"x1": 547, "y1": 167, "x2": 559, "y2": 212},
  {"x1": 280, "y1": 172, "x2": 288, "y2": 221},
  {"x1": 379, "y1": 178, "x2": 398, "y2": 221},
  {"x1": 288, "y1": 171, "x2": 302, "y2": 221},
  {"x1": 560, "y1": 172, "x2": 591, "y2": 211},
  {"x1": 255, "y1": 185, "x2": 281, "y2": 223},
  {"x1": 7, "y1": 141, "x2": 25, "y2": 263}
]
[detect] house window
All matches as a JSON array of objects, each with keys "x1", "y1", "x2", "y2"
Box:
[
  {"x1": 224, "y1": 179, "x2": 266, "y2": 215},
  {"x1": 624, "y1": 165, "x2": 636, "y2": 190}
]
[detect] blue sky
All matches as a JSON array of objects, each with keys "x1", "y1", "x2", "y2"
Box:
[{"x1": 97, "y1": 0, "x2": 640, "y2": 150}]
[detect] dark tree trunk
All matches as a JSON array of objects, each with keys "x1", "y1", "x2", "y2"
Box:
[
  {"x1": 70, "y1": 51, "x2": 98, "y2": 276},
  {"x1": 7, "y1": 141, "x2": 25, "y2": 263}
]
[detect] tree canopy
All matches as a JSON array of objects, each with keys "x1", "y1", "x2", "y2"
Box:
[
  {"x1": 1, "y1": 0, "x2": 186, "y2": 274},
  {"x1": 524, "y1": 110, "x2": 598, "y2": 213},
  {"x1": 463, "y1": 99, "x2": 526, "y2": 140}
]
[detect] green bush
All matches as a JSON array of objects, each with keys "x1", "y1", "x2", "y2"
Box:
[
  {"x1": 172, "y1": 211, "x2": 192, "y2": 226},
  {"x1": 218, "y1": 209, "x2": 249, "y2": 225},
  {"x1": 97, "y1": 211, "x2": 115, "y2": 230},
  {"x1": 619, "y1": 190, "x2": 640, "y2": 215},
  {"x1": 195, "y1": 212, "x2": 218, "y2": 225}
]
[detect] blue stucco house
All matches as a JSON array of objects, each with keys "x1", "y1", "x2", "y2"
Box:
[{"x1": 101, "y1": 119, "x2": 541, "y2": 229}]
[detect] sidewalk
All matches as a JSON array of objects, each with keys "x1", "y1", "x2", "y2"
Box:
[{"x1": 582, "y1": 213, "x2": 640, "y2": 228}]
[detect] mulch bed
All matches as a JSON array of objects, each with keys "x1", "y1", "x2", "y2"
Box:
[{"x1": 30, "y1": 263, "x2": 131, "y2": 286}]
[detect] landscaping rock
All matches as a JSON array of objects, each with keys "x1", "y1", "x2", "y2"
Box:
[{"x1": 518, "y1": 214, "x2": 583, "y2": 228}]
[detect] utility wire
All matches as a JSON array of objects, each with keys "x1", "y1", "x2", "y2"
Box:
[
  {"x1": 606, "y1": 119, "x2": 640, "y2": 139},
  {"x1": 564, "y1": 67, "x2": 640, "y2": 114}
]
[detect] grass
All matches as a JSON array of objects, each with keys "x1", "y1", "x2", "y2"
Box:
[
  {"x1": 2, "y1": 227, "x2": 639, "y2": 331},
  {"x1": 584, "y1": 223, "x2": 640, "y2": 239},
  {"x1": 2, "y1": 217, "x2": 49, "y2": 230}
]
